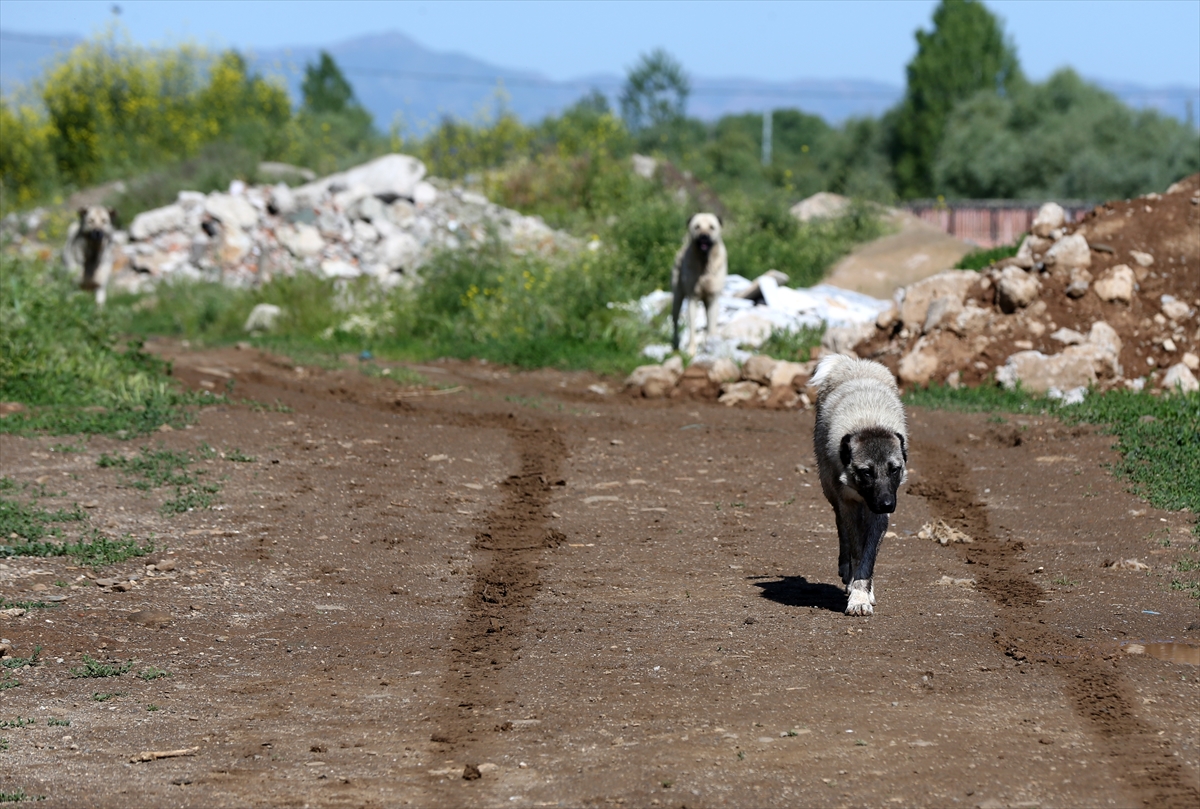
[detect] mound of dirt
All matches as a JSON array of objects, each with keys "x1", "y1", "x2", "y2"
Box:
[{"x1": 852, "y1": 174, "x2": 1200, "y2": 394}]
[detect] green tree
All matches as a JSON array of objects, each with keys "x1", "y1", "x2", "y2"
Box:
[
  {"x1": 889, "y1": 0, "x2": 1022, "y2": 198},
  {"x1": 301, "y1": 51, "x2": 357, "y2": 115},
  {"x1": 619, "y1": 49, "x2": 690, "y2": 133},
  {"x1": 934, "y1": 68, "x2": 1200, "y2": 200}
]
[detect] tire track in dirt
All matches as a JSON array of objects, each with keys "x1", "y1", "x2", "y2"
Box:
[
  {"x1": 429, "y1": 413, "x2": 568, "y2": 752},
  {"x1": 911, "y1": 436, "x2": 1198, "y2": 808}
]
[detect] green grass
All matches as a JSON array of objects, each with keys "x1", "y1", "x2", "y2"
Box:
[
  {"x1": 0, "y1": 678, "x2": 19, "y2": 691},
  {"x1": 0, "y1": 647, "x2": 41, "y2": 670},
  {"x1": 955, "y1": 240, "x2": 1022, "y2": 271},
  {"x1": 46, "y1": 718, "x2": 69, "y2": 727},
  {"x1": 98, "y1": 444, "x2": 221, "y2": 515},
  {"x1": 0, "y1": 254, "x2": 214, "y2": 439},
  {"x1": 0, "y1": 718, "x2": 35, "y2": 730},
  {"x1": 0, "y1": 789, "x2": 36, "y2": 803},
  {"x1": 0, "y1": 598, "x2": 55, "y2": 610},
  {"x1": 138, "y1": 666, "x2": 170, "y2": 681},
  {"x1": 757, "y1": 325, "x2": 825, "y2": 362},
  {"x1": 907, "y1": 384, "x2": 1200, "y2": 531},
  {"x1": 70, "y1": 656, "x2": 134, "y2": 679},
  {"x1": 2, "y1": 530, "x2": 153, "y2": 568},
  {"x1": 0, "y1": 492, "x2": 85, "y2": 542},
  {"x1": 90, "y1": 692, "x2": 124, "y2": 702}
]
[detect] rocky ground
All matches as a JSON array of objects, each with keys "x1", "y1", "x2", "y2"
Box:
[{"x1": 2, "y1": 345, "x2": 1198, "y2": 808}]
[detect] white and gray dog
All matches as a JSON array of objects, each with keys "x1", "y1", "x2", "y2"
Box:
[
  {"x1": 810, "y1": 354, "x2": 908, "y2": 616},
  {"x1": 671, "y1": 213, "x2": 727, "y2": 356},
  {"x1": 63, "y1": 206, "x2": 117, "y2": 306}
]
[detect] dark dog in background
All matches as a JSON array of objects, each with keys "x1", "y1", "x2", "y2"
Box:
[
  {"x1": 810, "y1": 354, "x2": 908, "y2": 616},
  {"x1": 63, "y1": 206, "x2": 117, "y2": 306}
]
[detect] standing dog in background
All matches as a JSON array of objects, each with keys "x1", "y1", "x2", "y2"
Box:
[
  {"x1": 671, "y1": 213, "x2": 727, "y2": 356},
  {"x1": 63, "y1": 206, "x2": 117, "y2": 306},
  {"x1": 810, "y1": 354, "x2": 908, "y2": 616}
]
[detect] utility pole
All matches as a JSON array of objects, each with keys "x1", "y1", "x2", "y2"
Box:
[{"x1": 761, "y1": 109, "x2": 772, "y2": 167}]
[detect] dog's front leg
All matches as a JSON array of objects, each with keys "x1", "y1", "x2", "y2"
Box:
[
  {"x1": 686, "y1": 297, "x2": 699, "y2": 357},
  {"x1": 846, "y1": 509, "x2": 888, "y2": 615},
  {"x1": 704, "y1": 296, "x2": 720, "y2": 352},
  {"x1": 670, "y1": 289, "x2": 684, "y2": 351}
]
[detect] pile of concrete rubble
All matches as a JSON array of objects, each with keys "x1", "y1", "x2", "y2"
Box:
[{"x1": 93, "y1": 154, "x2": 573, "y2": 293}]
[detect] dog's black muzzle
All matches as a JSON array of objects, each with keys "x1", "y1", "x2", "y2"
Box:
[
  {"x1": 84, "y1": 228, "x2": 107, "y2": 244},
  {"x1": 694, "y1": 234, "x2": 713, "y2": 253},
  {"x1": 863, "y1": 487, "x2": 897, "y2": 514}
]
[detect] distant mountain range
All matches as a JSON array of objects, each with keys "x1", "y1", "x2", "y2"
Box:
[{"x1": 3, "y1": 28, "x2": 1196, "y2": 132}]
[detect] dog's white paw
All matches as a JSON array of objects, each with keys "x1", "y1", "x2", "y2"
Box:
[
  {"x1": 846, "y1": 581, "x2": 874, "y2": 616},
  {"x1": 869, "y1": 581, "x2": 876, "y2": 606}
]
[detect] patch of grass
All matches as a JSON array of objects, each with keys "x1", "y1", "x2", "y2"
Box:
[
  {"x1": 0, "y1": 789, "x2": 37, "y2": 803},
  {"x1": 1, "y1": 647, "x2": 41, "y2": 670},
  {"x1": 3, "y1": 531, "x2": 153, "y2": 568},
  {"x1": 49, "y1": 443, "x2": 83, "y2": 453},
  {"x1": 0, "y1": 717, "x2": 35, "y2": 729},
  {"x1": 903, "y1": 382, "x2": 1053, "y2": 414},
  {"x1": 360, "y1": 364, "x2": 428, "y2": 386},
  {"x1": 955, "y1": 240, "x2": 1022, "y2": 271},
  {"x1": 145, "y1": 704, "x2": 160, "y2": 712},
  {"x1": 0, "y1": 739, "x2": 7, "y2": 752},
  {"x1": 1169, "y1": 579, "x2": 1200, "y2": 600},
  {"x1": 224, "y1": 448, "x2": 255, "y2": 463},
  {"x1": 1052, "y1": 576, "x2": 1079, "y2": 587},
  {"x1": 98, "y1": 444, "x2": 221, "y2": 515},
  {"x1": 70, "y1": 655, "x2": 134, "y2": 679},
  {"x1": 46, "y1": 718, "x2": 69, "y2": 727},
  {"x1": 910, "y1": 384, "x2": 1200, "y2": 536},
  {"x1": 757, "y1": 325, "x2": 824, "y2": 362},
  {"x1": 0, "y1": 679, "x2": 19, "y2": 691},
  {"x1": 1176, "y1": 558, "x2": 1200, "y2": 573},
  {"x1": 90, "y1": 692, "x2": 124, "y2": 702},
  {"x1": 0, "y1": 494, "x2": 86, "y2": 542},
  {"x1": 138, "y1": 666, "x2": 170, "y2": 681},
  {"x1": 243, "y1": 398, "x2": 293, "y2": 413},
  {"x1": 0, "y1": 254, "x2": 213, "y2": 439}
]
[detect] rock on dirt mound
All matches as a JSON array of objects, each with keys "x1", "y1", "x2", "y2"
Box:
[{"x1": 848, "y1": 174, "x2": 1200, "y2": 395}]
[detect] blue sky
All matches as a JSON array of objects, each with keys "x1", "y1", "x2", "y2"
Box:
[{"x1": 0, "y1": 0, "x2": 1197, "y2": 87}]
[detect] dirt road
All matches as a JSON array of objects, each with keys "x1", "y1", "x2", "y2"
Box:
[{"x1": 2, "y1": 345, "x2": 1197, "y2": 808}]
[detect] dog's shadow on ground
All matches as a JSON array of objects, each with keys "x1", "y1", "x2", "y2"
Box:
[{"x1": 751, "y1": 575, "x2": 845, "y2": 613}]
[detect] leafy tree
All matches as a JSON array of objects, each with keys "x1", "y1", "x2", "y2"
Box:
[
  {"x1": 889, "y1": 0, "x2": 1022, "y2": 198},
  {"x1": 619, "y1": 49, "x2": 690, "y2": 133},
  {"x1": 934, "y1": 68, "x2": 1200, "y2": 200},
  {"x1": 301, "y1": 51, "x2": 357, "y2": 115}
]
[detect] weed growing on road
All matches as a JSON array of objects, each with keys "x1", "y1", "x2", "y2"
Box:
[
  {"x1": 145, "y1": 704, "x2": 159, "y2": 712},
  {"x1": 98, "y1": 444, "x2": 222, "y2": 515},
  {"x1": 71, "y1": 656, "x2": 134, "y2": 679},
  {"x1": 0, "y1": 739, "x2": 7, "y2": 752},
  {"x1": 0, "y1": 678, "x2": 19, "y2": 691},
  {"x1": 3, "y1": 531, "x2": 152, "y2": 568},
  {"x1": 224, "y1": 448, "x2": 255, "y2": 463},
  {"x1": 0, "y1": 789, "x2": 35, "y2": 803},
  {"x1": 46, "y1": 719, "x2": 69, "y2": 727},
  {"x1": 0, "y1": 718, "x2": 35, "y2": 730},
  {"x1": 0, "y1": 597, "x2": 54, "y2": 611},
  {"x1": 139, "y1": 667, "x2": 170, "y2": 681},
  {"x1": 1, "y1": 647, "x2": 41, "y2": 670},
  {"x1": 90, "y1": 692, "x2": 124, "y2": 702},
  {"x1": 0, "y1": 485, "x2": 86, "y2": 543}
]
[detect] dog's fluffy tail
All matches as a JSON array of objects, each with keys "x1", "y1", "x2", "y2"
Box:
[{"x1": 808, "y1": 353, "x2": 853, "y2": 391}]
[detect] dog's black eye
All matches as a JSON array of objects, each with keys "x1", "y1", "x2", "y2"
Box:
[{"x1": 856, "y1": 467, "x2": 874, "y2": 480}]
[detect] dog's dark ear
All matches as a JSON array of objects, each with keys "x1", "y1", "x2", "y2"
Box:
[
  {"x1": 896, "y1": 432, "x2": 907, "y2": 462},
  {"x1": 839, "y1": 433, "x2": 854, "y2": 467},
  {"x1": 77, "y1": 207, "x2": 87, "y2": 222},
  {"x1": 108, "y1": 208, "x2": 119, "y2": 228},
  {"x1": 716, "y1": 214, "x2": 723, "y2": 227}
]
